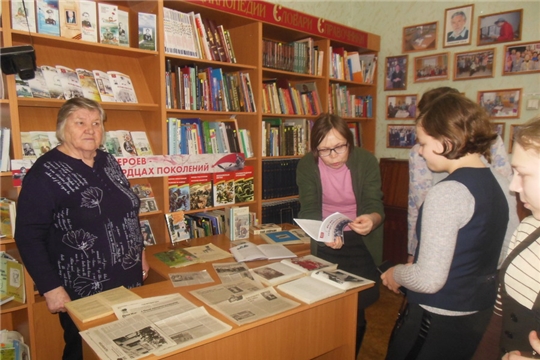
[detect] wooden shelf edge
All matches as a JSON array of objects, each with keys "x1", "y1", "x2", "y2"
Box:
[
  {"x1": 262, "y1": 195, "x2": 299, "y2": 203},
  {"x1": 16, "y1": 98, "x2": 159, "y2": 111},
  {"x1": 165, "y1": 54, "x2": 257, "y2": 71},
  {"x1": 0, "y1": 300, "x2": 28, "y2": 313}
]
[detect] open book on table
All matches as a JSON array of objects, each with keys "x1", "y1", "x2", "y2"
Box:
[
  {"x1": 276, "y1": 269, "x2": 374, "y2": 304},
  {"x1": 65, "y1": 286, "x2": 141, "y2": 323},
  {"x1": 229, "y1": 241, "x2": 296, "y2": 262},
  {"x1": 294, "y1": 212, "x2": 353, "y2": 243},
  {"x1": 252, "y1": 255, "x2": 337, "y2": 286}
]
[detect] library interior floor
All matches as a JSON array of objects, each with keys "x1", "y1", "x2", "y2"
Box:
[{"x1": 358, "y1": 284, "x2": 404, "y2": 359}]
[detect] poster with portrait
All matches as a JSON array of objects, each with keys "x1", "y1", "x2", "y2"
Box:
[
  {"x1": 444, "y1": 4, "x2": 474, "y2": 47},
  {"x1": 385, "y1": 55, "x2": 408, "y2": 91}
]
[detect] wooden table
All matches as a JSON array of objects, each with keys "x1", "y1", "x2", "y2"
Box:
[{"x1": 76, "y1": 234, "x2": 373, "y2": 360}]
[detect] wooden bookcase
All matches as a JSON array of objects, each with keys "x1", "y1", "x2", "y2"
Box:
[{"x1": 0, "y1": 1, "x2": 379, "y2": 358}]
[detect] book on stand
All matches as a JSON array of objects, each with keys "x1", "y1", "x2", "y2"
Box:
[
  {"x1": 138, "y1": 12, "x2": 157, "y2": 51},
  {"x1": 65, "y1": 286, "x2": 141, "y2": 323},
  {"x1": 59, "y1": 0, "x2": 81, "y2": 39},
  {"x1": 213, "y1": 172, "x2": 235, "y2": 206},
  {"x1": 234, "y1": 166, "x2": 254, "y2": 203},
  {"x1": 139, "y1": 219, "x2": 156, "y2": 246},
  {"x1": 189, "y1": 174, "x2": 213, "y2": 210},
  {"x1": 27, "y1": 68, "x2": 51, "y2": 98},
  {"x1": 41, "y1": 65, "x2": 64, "y2": 99},
  {"x1": 11, "y1": 0, "x2": 37, "y2": 33},
  {"x1": 97, "y1": 3, "x2": 118, "y2": 45},
  {"x1": 107, "y1": 71, "x2": 138, "y2": 103},
  {"x1": 92, "y1": 69, "x2": 116, "y2": 102},
  {"x1": 15, "y1": 76, "x2": 32, "y2": 98},
  {"x1": 229, "y1": 206, "x2": 250, "y2": 241},
  {"x1": 37, "y1": 0, "x2": 60, "y2": 36},
  {"x1": 56, "y1": 65, "x2": 84, "y2": 100},
  {"x1": 0, "y1": 128, "x2": 11, "y2": 172},
  {"x1": 0, "y1": 252, "x2": 25, "y2": 304},
  {"x1": 117, "y1": 10, "x2": 129, "y2": 47},
  {"x1": 165, "y1": 211, "x2": 191, "y2": 244},
  {"x1": 229, "y1": 241, "x2": 296, "y2": 262},
  {"x1": 168, "y1": 175, "x2": 190, "y2": 212},
  {"x1": 0, "y1": 198, "x2": 17, "y2": 238},
  {"x1": 130, "y1": 131, "x2": 153, "y2": 156},
  {"x1": 79, "y1": 0, "x2": 98, "y2": 42},
  {"x1": 294, "y1": 212, "x2": 353, "y2": 243},
  {"x1": 75, "y1": 68, "x2": 101, "y2": 101}
]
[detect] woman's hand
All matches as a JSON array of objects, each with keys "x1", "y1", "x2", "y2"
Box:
[
  {"x1": 325, "y1": 236, "x2": 344, "y2": 250},
  {"x1": 349, "y1": 213, "x2": 382, "y2": 235},
  {"x1": 44, "y1": 286, "x2": 71, "y2": 314},
  {"x1": 502, "y1": 331, "x2": 540, "y2": 359},
  {"x1": 142, "y1": 248, "x2": 150, "y2": 281},
  {"x1": 381, "y1": 266, "x2": 403, "y2": 294}
]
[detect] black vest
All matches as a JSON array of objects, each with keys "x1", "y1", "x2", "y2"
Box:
[{"x1": 408, "y1": 167, "x2": 508, "y2": 311}]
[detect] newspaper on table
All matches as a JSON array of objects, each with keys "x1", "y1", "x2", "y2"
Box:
[
  {"x1": 184, "y1": 243, "x2": 233, "y2": 262},
  {"x1": 83, "y1": 294, "x2": 232, "y2": 359},
  {"x1": 169, "y1": 270, "x2": 214, "y2": 287},
  {"x1": 190, "y1": 279, "x2": 300, "y2": 325},
  {"x1": 212, "y1": 261, "x2": 257, "y2": 283}
]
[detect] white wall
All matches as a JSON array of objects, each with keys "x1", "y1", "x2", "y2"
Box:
[{"x1": 268, "y1": 0, "x2": 540, "y2": 159}]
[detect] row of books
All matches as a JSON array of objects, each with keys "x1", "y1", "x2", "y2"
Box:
[
  {"x1": 165, "y1": 63, "x2": 256, "y2": 112},
  {"x1": 262, "y1": 37, "x2": 324, "y2": 76},
  {"x1": 16, "y1": 65, "x2": 137, "y2": 103},
  {"x1": 0, "y1": 128, "x2": 11, "y2": 172},
  {"x1": 328, "y1": 85, "x2": 373, "y2": 118},
  {"x1": 163, "y1": 8, "x2": 235, "y2": 63},
  {"x1": 167, "y1": 118, "x2": 253, "y2": 158},
  {"x1": 262, "y1": 159, "x2": 299, "y2": 200},
  {"x1": 168, "y1": 166, "x2": 254, "y2": 213},
  {"x1": 262, "y1": 199, "x2": 301, "y2": 225},
  {"x1": 330, "y1": 48, "x2": 377, "y2": 84},
  {"x1": 261, "y1": 79, "x2": 322, "y2": 116},
  {"x1": 263, "y1": 118, "x2": 311, "y2": 157},
  {"x1": 12, "y1": 1, "x2": 156, "y2": 50}
]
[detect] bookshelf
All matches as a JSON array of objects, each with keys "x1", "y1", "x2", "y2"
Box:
[{"x1": 0, "y1": 1, "x2": 379, "y2": 358}]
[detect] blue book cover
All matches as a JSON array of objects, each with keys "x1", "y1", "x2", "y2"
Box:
[
  {"x1": 37, "y1": 0, "x2": 60, "y2": 36},
  {"x1": 260, "y1": 230, "x2": 303, "y2": 245}
]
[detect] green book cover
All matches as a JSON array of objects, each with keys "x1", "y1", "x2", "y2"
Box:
[{"x1": 153, "y1": 248, "x2": 200, "y2": 268}]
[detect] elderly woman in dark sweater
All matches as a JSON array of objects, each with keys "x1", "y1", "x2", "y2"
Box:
[{"x1": 15, "y1": 98, "x2": 149, "y2": 360}]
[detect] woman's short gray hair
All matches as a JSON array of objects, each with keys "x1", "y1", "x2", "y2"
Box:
[{"x1": 56, "y1": 98, "x2": 106, "y2": 144}]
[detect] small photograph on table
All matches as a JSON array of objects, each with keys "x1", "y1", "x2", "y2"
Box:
[
  {"x1": 385, "y1": 55, "x2": 408, "y2": 91},
  {"x1": 503, "y1": 41, "x2": 540, "y2": 75},
  {"x1": 402, "y1": 22, "x2": 438, "y2": 53},
  {"x1": 478, "y1": 9, "x2": 522, "y2": 46},
  {"x1": 454, "y1": 48, "x2": 495, "y2": 80},
  {"x1": 387, "y1": 124, "x2": 416, "y2": 149},
  {"x1": 414, "y1": 52, "x2": 449, "y2": 82},
  {"x1": 386, "y1": 94, "x2": 418, "y2": 119},
  {"x1": 478, "y1": 88, "x2": 521, "y2": 119}
]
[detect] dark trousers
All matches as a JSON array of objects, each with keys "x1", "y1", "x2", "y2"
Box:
[
  {"x1": 386, "y1": 303, "x2": 492, "y2": 360},
  {"x1": 59, "y1": 312, "x2": 83, "y2": 360},
  {"x1": 315, "y1": 231, "x2": 380, "y2": 356}
]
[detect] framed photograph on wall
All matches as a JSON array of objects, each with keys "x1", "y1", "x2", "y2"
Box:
[
  {"x1": 491, "y1": 122, "x2": 505, "y2": 139},
  {"x1": 453, "y1": 48, "x2": 495, "y2": 80},
  {"x1": 387, "y1": 124, "x2": 416, "y2": 149},
  {"x1": 414, "y1": 52, "x2": 449, "y2": 82},
  {"x1": 508, "y1": 124, "x2": 523, "y2": 153},
  {"x1": 402, "y1": 22, "x2": 438, "y2": 53},
  {"x1": 385, "y1": 55, "x2": 408, "y2": 91},
  {"x1": 502, "y1": 41, "x2": 540, "y2": 75},
  {"x1": 478, "y1": 9, "x2": 522, "y2": 46},
  {"x1": 386, "y1": 94, "x2": 418, "y2": 119},
  {"x1": 444, "y1": 4, "x2": 474, "y2": 47},
  {"x1": 478, "y1": 88, "x2": 521, "y2": 119}
]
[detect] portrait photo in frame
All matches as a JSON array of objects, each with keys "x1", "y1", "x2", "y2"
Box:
[
  {"x1": 414, "y1": 53, "x2": 449, "y2": 82},
  {"x1": 387, "y1": 124, "x2": 416, "y2": 149},
  {"x1": 478, "y1": 88, "x2": 521, "y2": 119},
  {"x1": 385, "y1": 55, "x2": 408, "y2": 91},
  {"x1": 402, "y1": 22, "x2": 438, "y2": 53},
  {"x1": 444, "y1": 4, "x2": 474, "y2": 48},
  {"x1": 386, "y1": 94, "x2": 418, "y2": 119},
  {"x1": 453, "y1": 48, "x2": 495, "y2": 80},
  {"x1": 502, "y1": 41, "x2": 540, "y2": 75},
  {"x1": 477, "y1": 9, "x2": 522, "y2": 46},
  {"x1": 491, "y1": 122, "x2": 505, "y2": 139}
]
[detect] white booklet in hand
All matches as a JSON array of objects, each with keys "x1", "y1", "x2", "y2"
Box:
[{"x1": 294, "y1": 212, "x2": 353, "y2": 243}]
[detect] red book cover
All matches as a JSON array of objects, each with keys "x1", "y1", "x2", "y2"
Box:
[
  {"x1": 213, "y1": 172, "x2": 235, "y2": 206},
  {"x1": 189, "y1": 173, "x2": 213, "y2": 210}
]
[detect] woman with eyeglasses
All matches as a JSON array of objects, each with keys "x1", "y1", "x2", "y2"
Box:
[{"x1": 296, "y1": 113, "x2": 384, "y2": 356}]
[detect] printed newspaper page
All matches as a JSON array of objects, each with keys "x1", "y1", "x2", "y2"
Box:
[
  {"x1": 111, "y1": 294, "x2": 197, "y2": 320},
  {"x1": 294, "y1": 212, "x2": 353, "y2": 242},
  {"x1": 169, "y1": 270, "x2": 215, "y2": 287},
  {"x1": 212, "y1": 262, "x2": 256, "y2": 283}
]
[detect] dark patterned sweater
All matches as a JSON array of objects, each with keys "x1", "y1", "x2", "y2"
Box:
[{"x1": 15, "y1": 148, "x2": 143, "y2": 300}]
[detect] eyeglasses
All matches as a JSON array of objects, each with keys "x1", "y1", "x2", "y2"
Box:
[{"x1": 317, "y1": 144, "x2": 348, "y2": 157}]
